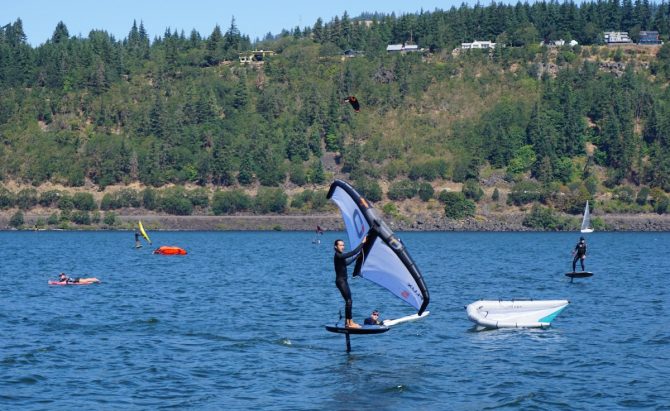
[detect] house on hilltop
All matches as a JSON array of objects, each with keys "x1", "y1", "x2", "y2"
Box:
[
  {"x1": 461, "y1": 40, "x2": 496, "y2": 50},
  {"x1": 541, "y1": 39, "x2": 579, "y2": 47},
  {"x1": 604, "y1": 31, "x2": 633, "y2": 44},
  {"x1": 639, "y1": 31, "x2": 662, "y2": 45},
  {"x1": 386, "y1": 43, "x2": 422, "y2": 53},
  {"x1": 239, "y1": 50, "x2": 275, "y2": 64}
]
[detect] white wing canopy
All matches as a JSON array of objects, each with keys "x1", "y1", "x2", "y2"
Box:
[
  {"x1": 328, "y1": 180, "x2": 429, "y2": 314},
  {"x1": 329, "y1": 184, "x2": 370, "y2": 249}
]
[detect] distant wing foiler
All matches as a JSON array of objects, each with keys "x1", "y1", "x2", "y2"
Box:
[
  {"x1": 327, "y1": 180, "x2": 429, "y2": 315},
  {"x1": 138, "y1": 221, "x2": 151, "y2": 244}
]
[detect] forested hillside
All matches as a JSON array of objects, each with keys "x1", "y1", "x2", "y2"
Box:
[{"x1": 3, "y1": 1, "x2": 670, "y2": 229}]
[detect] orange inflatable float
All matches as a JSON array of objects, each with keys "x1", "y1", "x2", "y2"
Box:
[{"x1": 153, "y1": 246, "x2": 187, "y2": 255}]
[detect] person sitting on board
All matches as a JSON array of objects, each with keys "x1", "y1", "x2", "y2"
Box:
[
  {"x1": 572, "y1": 236, "x2": 587, "y2": 272},
  {"x1": 363, "y1": 310, "x2": 382, "y2": 326},
  {"x1": 333, "y1": 237, "x2": 367, "y2": 329},
  {"x1": 59, "y1": 273, "x2": 79, "y2": 284}
]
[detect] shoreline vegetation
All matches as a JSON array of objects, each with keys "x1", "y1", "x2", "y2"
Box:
[
  {"x1": 3, "y1": 210, "x2": 670, "y2": 232},
  {"x1": 1, "y1": 179, "x2": 669, "y2": 232}
]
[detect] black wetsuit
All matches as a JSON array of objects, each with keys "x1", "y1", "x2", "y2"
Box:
[
  {"x1": 572, "y1": 241, "x2": 587, "y2": 271},
  {"x1": 364, "y1": 316, "x2": 381, "y2": 325},
  {"x1": 334, "y1": 242, "x2": 365, "y2": 321},
  {"x1": 62, "y1": 276, "x2": 79, "y2": 284}
]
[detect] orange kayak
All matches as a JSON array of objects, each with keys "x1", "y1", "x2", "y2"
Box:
[{"x1": 153, "y1": 246, "x2": 187, "y2": 255}]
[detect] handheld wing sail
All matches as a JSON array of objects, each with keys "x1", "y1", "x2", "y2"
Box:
[
  {"x1": 327, "y1": 180, "x2": 429, "y2": 315},
  {"x1": 580, "y1": 201, "x2": 594, "y2": 233},
  {"x1": 138, "y1": 221, "x2": 152, "y2": 244}
]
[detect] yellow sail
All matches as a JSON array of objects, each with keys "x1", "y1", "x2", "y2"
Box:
[{"x1": 138, "y1": 221, "x2": 151, "y2": 244}]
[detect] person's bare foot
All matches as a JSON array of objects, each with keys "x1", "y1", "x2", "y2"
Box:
[{"x1": 346, "y1": 320, "x2": 361, "y2": 328}]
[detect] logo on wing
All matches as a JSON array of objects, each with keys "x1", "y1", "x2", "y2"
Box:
[{"x1": 352, "y1": 209, "x2": 366, "y2": 239}]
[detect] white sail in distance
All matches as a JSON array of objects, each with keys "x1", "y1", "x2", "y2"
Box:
[{"x1": 581, "y1": 201, "x2": 594, "y2": 233}]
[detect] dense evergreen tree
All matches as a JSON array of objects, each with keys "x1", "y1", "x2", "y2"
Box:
[{"x1": 0, "y1": 2, "x2": 668, "y2": 210}]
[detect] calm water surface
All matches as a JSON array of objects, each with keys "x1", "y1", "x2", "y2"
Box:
[{"x1": 1, "y1": 231, "x2": 668, "y2": 410}]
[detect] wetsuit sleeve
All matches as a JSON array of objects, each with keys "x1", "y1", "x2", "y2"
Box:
[{"x1": 339, "y1": 240, "x2": 365, "y2": 260}]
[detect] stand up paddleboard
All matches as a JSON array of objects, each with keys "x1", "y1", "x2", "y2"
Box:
[
  {"x1": 48, "y1": 278, "x2": 101, "y2": 286},
  {"x1": 324, "y1": 311, "x2": 430, "y2": 335},
  {"x1": 566, "y1": 271, "x2": 593, "y2": 278},
  {"x1": 566, "y1": 271, "x2": 593, "y2": 282},
  {"x1": 325, "y1": 323, "x2": 390, "y2": 335}
]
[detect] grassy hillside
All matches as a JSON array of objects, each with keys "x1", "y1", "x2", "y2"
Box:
[{"x1": 3, "y1": 5, "x2": 670, "y2": 229}]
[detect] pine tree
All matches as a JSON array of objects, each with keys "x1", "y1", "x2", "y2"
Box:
[{"x1": 51, "y1": 21, "x2": 69, "y2": 44}]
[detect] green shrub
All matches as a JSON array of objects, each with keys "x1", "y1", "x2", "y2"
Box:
[
  {"x1": 507, "y1": 180, "x2": 542, "y2": 205},
  {"x1": 417, "y1": 182, "x2": 434, "y2": 201},
  {"x1": 58, "y1": 195, "x2": 74, "y2": 211},
  {"x1": 384, "y1": 159, "x2": 409, "y2": 180},
  {"x1": 650, "y1": 188, "x2": 669, "y2": 214},
  {"x1": 0, "y1": 187, "x2": 14, "y2": 209},
  {"x1": 9, "y1": 210, "x2": 24, "y2": 228},
  {"x1": 115, "y1": 189, "x2": 141, "y2": 208},
  {"x1": 142, "y1": 188, "x2": 158, "y2": 210},
  {"x1": 290, "y1": 190, "x2": 313, "y2": 210},
  {"x1": 388, "y1": 180, "x2": 417, "y2": 200},
  {"x1": 354, "y1": 178, "x2": 382, "y2": 202},
  {"x1": 47, "y1": 212, "x2": 60, "y2": 225},
  {"x1": 441, "y1": 191, "x2": 476, "y2": 219},
  {"x1": 613, "y1": 186, "x2": 635, "y2": 204},
  {"x1": 35, "y1": 217, "x2": 46, "y2": 228},
  {"x1": 408, "y1": 159, "x2": 448, "y2": 181},
  {"x1": 655, "y1": 196, "x2": 669, "y2": 214},
  {"x1": 16, "y1": 188, "x2": 38, "y2": 210},
  {"x1": 462, "y1": 179, "x2": 484, "y2": 202},
  {"x1": 382, "y1": 202, "x2": 399, "y2": 217},
  {"x1": 522, "y1": 204, "x2": 565, "y2": 230},
  {"x1": 67, "y1": 168, "x2": 85, "y2": 187},
  {"x1": 72, "y1": 192, "x2": 97, "y2": 211},
  {"x1": 160, "y1": 193, "x2": 193, "y2": 215},
  {"x1": 103, "y1": 212, "x2": 117, "y2": 226},
  {"x1": 39, "y1": 190, "x2": 62, "y2": 207},
  {"x1": 71, "y1": 210, "x2": 91, "y2": 225},
  {"x1": 492, "y1": 188, "x2": 500, "y2": 202},
  {"x1": 212, "y1": 189, "x2": 252, "y2": 214},
  {"x1": 584, "y1": 176, "x2": 598, "y2": 196},
  {"x1": 254, "y1": 187, "x2": 287, "y2": 213},
  {"x1": 636, "y1": 187, "x2": 650, "y2": 206},
  {"x1": 307, "y1": 160, "x2": 325, "y2": 184},
  {"x1": 188, "y1": 188, "x2": 210, "y2": 208},
  {"x1": 289, "y1": 161, "x2": 307, "y2": 186},
  {"x1": 311, "y1": 190, "x2": 329, "y2": 210},
  {"x1": 100, "y1": 193, "x2": 115, "y2": 210},
  {"x1": 290, "y1": 190, "x2": 329, "y2": 211}
]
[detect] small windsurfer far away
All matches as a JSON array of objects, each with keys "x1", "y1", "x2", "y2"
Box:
[{"x1": 333, "y1": 237, "x2": 367, "y2": 328}]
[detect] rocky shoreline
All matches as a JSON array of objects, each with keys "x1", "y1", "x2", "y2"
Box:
[{"x1": 3, "y1": 211, "x2": 670, "y2": 231}]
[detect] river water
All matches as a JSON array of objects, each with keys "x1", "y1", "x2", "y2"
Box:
[{"x1": 1, "y1": 231, "x2": 668, "y2": 410}]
